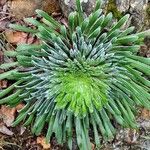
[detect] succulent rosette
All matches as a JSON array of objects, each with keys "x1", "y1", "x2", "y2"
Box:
[{"x1": 0, "y1": 0, "x2": 150, "y2": 149}]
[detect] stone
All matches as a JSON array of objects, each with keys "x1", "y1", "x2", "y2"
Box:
[
  {"x1": 59, "y1": 0, "x2": 96, "y2": 17},
  {"x1": 10, "y1": 0, "x2": 60, "y2": 19},
  {"x1": 116, "y1": 0, "x2": 149, "y2": 31}
]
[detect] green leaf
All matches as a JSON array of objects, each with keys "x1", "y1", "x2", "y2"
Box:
[
  {"x1": 127, "y1": 58, "x2": 150, "y2": 76},
  {"x1": 126, "y1": 54, "x2": 150, "y2": 65},
  {"x1": 1, "y1": 3, "x2": 150, "y2": 150},
  {"x1": 84, "y1": 9, "x2": 102, "y2": 34},
  {"x1": 88, "y1": 15, "x2": 104, "y2": 35},
  {"x1": 24, "y1": 18, "x2": 45, "y2": 27},
  {"x1": 23, "y1": 114, "x2": 34, "y2": 126},
  {"x1": 136, "y1": 29, "x2": 150, "y2": 38},
  {"x1": 94, "y1": 0, "x2": 102, "y2": 12},
  {"x1": 101, "y1": 12, "x2": 112, "y2": 29},
  {"x1": 34, "y1": 114, "x2": 46, "y2": 135},
  {"x1": 88, "y1": 27, "x2": 101, "y2": 39},
  {"x1": 75, "y1": 117, "x2": 82, "y2": 148},
  {"x1": 0, "y1": 70, "x2": 18, "y2": 80},
  {"x1": 118, "y1": 26, "x2": 135, "y2": 37},
  {"x1": 106, "y1": 104, "x2": 124, "y2": 125},
  {"x1": 36, "y1": 9, "x2": 61, "y2": 28},
  {"x1": 116, "y1": 35, "x2": 139, "y2": 44},
  {"x1": 116, "y1": 100, "x2": 137, "y2": 128},
  {"x1": 46, "y1": 115, "x2": 55, "y2": 143},
  {"x1": 126, "y1": 67, "x2": 150, "y2": 87},
  {"x1": 60, "y1": 25, "x2": 68, "y2": 39},
  {"x1": 108, "y1": 98, "x2": 121, "y2": 115},
  {"x1": 109, "y1": 14, "x2": 130, "y2": 34},
  {"x1": 0, "y1": 80, "x2": 23, "y2": 99},
  {"x1": 111, "y1": 45, "x2": 140, "y2": 52},
  {"x1": 68, "y1": 12, "x2": 76, "y2": 34},
  {"x1": 106, "y1": 29, "x2": 120, "y2": 41},
  {"x1": 121, "y1": 97, "x2": 135, "y2": 121},
  {"x1": 93, "y1": 111, "x2": 106, "y2": 136},
  {"x1": 17, "y1": 44, "x2": 43, "y2": 51},
  {"x1": 4, "y1": 51, "x2": 17, "y2": 57},
  {"x1": 0, "y1": 62, "x2": 18, "y2": 70},
  {"x1": 76, "y1": 0, "x2": 84, "y2": 24},
  {"x1": 8, "y1": 96, "x2": 22, "y2": 106},
  {"x1": 9, "y1": 24, "x2": 37, "y2": 33},
  {"x1": 0, "y1": 89, "x2": 22, "y2": 104},
  {"x1": 12, "y1": 104, "x2": 35, "y2": 126},
  {"x1": 91, "y1": 117, "x2": 100, "y2": 146}
]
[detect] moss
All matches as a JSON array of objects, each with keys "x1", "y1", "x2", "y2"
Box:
[{"x1": 106, "y1": 0, "x2": 123, "y2": 20}]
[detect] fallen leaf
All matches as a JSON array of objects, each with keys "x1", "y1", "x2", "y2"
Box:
[
  {"x1": 60, "y1": 17, "x2": 68, "y2": 27},
  {"x1": 20, "y1": 126, "x2": 26, "y2": 135},
  {"x1": 0, "y1": 80, "x2": 7, "y2": 89},
  {"x1": 0, "y1": 105, "x2": 16, "y2": 127},
  {"x1": 5, "y1": 29, "x2": 40, "y2": 45},
  {"x1": 37, "y1": 136, "x2": 51, "y2": 149},
  {"x1": 91, "y1": 142, "x2": 95, "y2": 150},
  {"x1": 0, "y1": 122, "x2": 13, "y2": 136},
  {"x1": 26, "y1": 35, "x2": 40, "y2": 45},
  {"x1": 141, "y1": 108, "x2": 150, "y2": 119},
  {"x1": 16, "y1": 103, "x2": 25, "y2": 111},
  {"x1": 5, "y1": 30, "x2": 28, "y2": 45}
]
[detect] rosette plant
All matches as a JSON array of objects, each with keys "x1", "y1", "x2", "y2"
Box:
[{"x1": 0, "y1": 0, "x2": 150, "y2": 149}]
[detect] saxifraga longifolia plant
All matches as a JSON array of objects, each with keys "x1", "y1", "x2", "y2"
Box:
[{"x1": 0, "y1": 0, "x2": 150, "y2": 149}]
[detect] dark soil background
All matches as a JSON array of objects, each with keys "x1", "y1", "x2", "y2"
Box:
[{"x1": 0, "y1": 0, "x2": 150, "y2": 149}]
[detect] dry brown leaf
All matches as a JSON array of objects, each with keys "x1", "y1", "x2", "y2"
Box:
[
  {"x1": 0, "y1": 80, "x2": 7, "y2": 89},
  {"x1": 91, "y1": 142, "x2": 95, "y2": 150},
  {"x1": 0, "y1": 105, "x2": 16, "y2": 127},
  {"x1": 5, "y1": 29, "x2": 40, "y2": 45},
  {"x1": 141, "y1": 108, "x2": 150, "y2": 119},
  {"x1": 20, "y1": 126, "x2": 26, "y2": 135},
  {"x1": 5, "y1": 30, "x2": 28, "y2": 45},
  {"x1": 0, "y1": 122, "x2": 13, "y2": 136},
  {"x1": 26, "y1": 35, "x2": 40, "y2": 45},
  {"x1": 16, "y1": 103, "x2": 25, "y2": 111},
  {"x1": 37, "y1": 136, "x2": 51, "y2": 149},
  {"x1": 60, "y1": 17, "x2": 68, "y2": 27}
]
